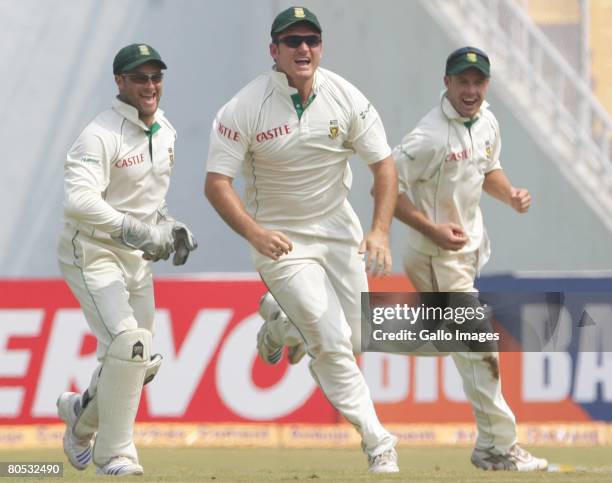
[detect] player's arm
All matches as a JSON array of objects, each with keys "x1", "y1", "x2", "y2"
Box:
[
  {"x1": 483, "y1": 169, "x2": 531, "y2": 213},
  {"x1": 64, "y1": 132, "x2": 125, "y2": 234},
  {"x1": 392, "y1": 129, "x2": 467, "y2": 251},
  {"x1": 345, "y1": 85, "x2": 399, "y2": 276},
  {"x1": 64, "y1": 131, "x2": 175, "y2": 259},
  {"x1": 394, "y1": 193, "x2": 467, "y2": 251},
  {"x1": 362, "y1": 155, "x2": 397, "y2": 276},
  {"x1": 204, "y1": 172, "x2": 292, "y2": 260}
]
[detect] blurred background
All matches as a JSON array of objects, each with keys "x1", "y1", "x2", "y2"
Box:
[
  {"x1": 1, "y1": 0, "x2": 611, "y2": 453},
  {"x1": 1, "y1": 0, "x2": 610, "y2": 277}
]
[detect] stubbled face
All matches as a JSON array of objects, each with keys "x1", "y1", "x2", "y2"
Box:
[
  {"x1": 115, "y1": 62, "x2": 164, "y2": 126},
  {"x1": 444, "y1": 68, "x2": 489, "y2": 118},
  {"x1": 269, "y1": 23, "x2": 322, "y2": 88}
]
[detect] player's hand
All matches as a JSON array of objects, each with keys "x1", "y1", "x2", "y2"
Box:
[
  {"x1": 359, "y1": 229, "x2": 392, "y2": 277},
  {"x1": 172, "y1": 223, "x2": 198, "y2": 266},
  {"x1": 510, "y1": 187, "x2": 531, "y2": 213},
  {"x1": 116, "y1": 215, "x2": 175, "y2": 260},
  {"x1": 249, "y1": 227, "x2": 293, "y2": 261},
  {"x1": 431, "y1": 223, "x2": 468, "y2": 251}
]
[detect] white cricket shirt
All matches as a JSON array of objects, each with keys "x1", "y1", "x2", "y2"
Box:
[
  {"x1": 63, "y1": 98, "x2": 176, "y2": 234},
  {"x1": 393, "y1": 93, "x2": 502, "y2": 259},
  {"x1": 206, "y1": 67, "x2": 391, "y2": 225}
]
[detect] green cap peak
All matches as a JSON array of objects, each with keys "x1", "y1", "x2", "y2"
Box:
[{"x1": 113, "y1": 43, "x2": 167, "y2": 75}]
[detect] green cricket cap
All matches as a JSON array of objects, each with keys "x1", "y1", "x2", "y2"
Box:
[
  {"x1": 271, "y1": 6, "x2": 322, "y2": 37},
  {"x1": 113, "y1": 43, "x2": 167, "y2": 75},
  {"x1": 445, "y1": 46, "x2": 490, "y2": 77}
]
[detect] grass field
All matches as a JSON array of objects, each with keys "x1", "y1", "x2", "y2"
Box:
[{"x1": 1, "y1": 447, "x2": 611, "y2": 482}]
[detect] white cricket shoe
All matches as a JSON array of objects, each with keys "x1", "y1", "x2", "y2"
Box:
[
  {"x1": 257, "y1": 292, "x2": 306, "y2": 364},
  {"x1": 96, "y1": 456, "x2": 144, "y2": 476},
  {"x1": 471, "y1": 444, "x2": 548, "y2": 471},
  {"x1": 56, "y1": 392, "x2": 93, "y2": 470},
  {"x1": 368, "y1": 448, "x2": 399, "y2": 473}
]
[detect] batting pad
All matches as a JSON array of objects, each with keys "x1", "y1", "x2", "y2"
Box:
[
  {"x1": 92, "y1": 329, "x2": 151, "y2": 467},
  {"x1": 74, "y1": 354, "x2": 162, "y2": 439}
]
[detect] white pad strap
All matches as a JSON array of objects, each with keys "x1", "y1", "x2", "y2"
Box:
[{"x1": 92, "y1": 329, "x2": 151, "y2": 467}]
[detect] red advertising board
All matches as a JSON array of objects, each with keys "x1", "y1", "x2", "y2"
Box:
[{"x1": 0, "y1": 278, "x2": 608, "y2": 425}]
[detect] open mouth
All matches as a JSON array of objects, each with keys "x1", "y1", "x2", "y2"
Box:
[
  {"x1": 141, "y1": 93, "x2": 157, "y2": 105},
  {"x1": 295, "y1": 58, "x2": 311, "y2": 67}
]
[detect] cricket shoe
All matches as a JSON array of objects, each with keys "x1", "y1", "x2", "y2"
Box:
[
  {"x1": 56, "y1": 392, "x2": 93, "y2": 470},
  {"x1": 368, "y1": 448, "x2": 399, "y2": 473},
  {"x1": 96, "y1": 456, "x2": 144, "y2": 476},
  {"x1": 257, "y1": 292, "x2": 306, "y2": 364},
  {"x1": 471, "y1": 444, "x2": 548, "y2": 471}
]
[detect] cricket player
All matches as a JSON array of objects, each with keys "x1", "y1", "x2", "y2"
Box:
[
  {"x1": 56, "y1": 43, "x2": 197, "y2": 476},
  {"x1": 205, "y1": 7, "x2": 399, "y2": 473},
  {"x1": 392, "y1": 46, "x2": 547, "y2": 471}
]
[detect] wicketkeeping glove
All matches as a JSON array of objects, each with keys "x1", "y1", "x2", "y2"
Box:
[
  {"x1": 172, "y1": 223, "x2": 198, "y2": 265},
  {"x1": 115, "y1": 214, "x2": 175, "y2": 260}
]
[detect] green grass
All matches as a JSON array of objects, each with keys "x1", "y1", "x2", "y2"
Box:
[{"x1": 1, "y1": 447, "x2": 611, "y2": 482}]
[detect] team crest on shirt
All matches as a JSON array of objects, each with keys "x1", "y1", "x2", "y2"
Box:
[
  {"x1": 328, "y1": 120, "x2": 340, "y2": 140},
  {"x1": 485, "y1": 140, "x2": 492, "y2": 159},
  {"x1": 168, "y1": 147, "x2": 175, "y2": 166}
]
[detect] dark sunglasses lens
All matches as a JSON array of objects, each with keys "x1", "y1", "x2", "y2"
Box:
[
  {"x1": 282, "y1": 35, "x2": 321, "y2": 48},
  {"x1": 127, "y1": 73, "x2": 163, "y2": 84},
  {"x1": 305, "y1": 36, "x2": 321, "y2": 47}
]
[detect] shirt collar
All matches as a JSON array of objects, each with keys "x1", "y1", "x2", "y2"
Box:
[
  {"x1": 440, "y1": 90, "x2": 489, "y2": 123},
  {"x1": 269, "y1": 67, "x2": 321, "y2": 96},
  {"x1": 112, "y1": 97, "x2": 164, "y2": 131}
]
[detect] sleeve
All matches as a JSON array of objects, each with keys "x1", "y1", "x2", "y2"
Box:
[
  {"x1": 206, "y1": 96, "x2": 251, "y2": 178},
  {"x1": 345, "y1": 85, "x2": 392, "y2": 164},
  {"x1": 484, "y1": 116, "x2": 502, "y2": 173},
  {"x1": 155, "y1": 117, "x2": 177, "y2": 224},
  {"x1": 63, "y1": 128, "x2": 125, "y2": 234},
  {"x1": 392, "y1": 124, "x2": 438, "y2": 193}
]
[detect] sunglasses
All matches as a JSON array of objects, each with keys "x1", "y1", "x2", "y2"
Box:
[
  {"x1": 122, "y1": 72, "x2": 164, "y2": 84},
  {"x1": 276, "y1": 35, "x2": 322, "y2": 48}
]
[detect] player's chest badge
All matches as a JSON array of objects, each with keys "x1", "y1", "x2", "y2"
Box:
[
  {"x1": 168, "y1": 147, "x2": 175, "y2": 166},
  {"x1": 485, "y1": 140, "x2": 492, "y2": 159},
  {"x1": 328, "y1": 119, "x2": 340, "y2": 140}
]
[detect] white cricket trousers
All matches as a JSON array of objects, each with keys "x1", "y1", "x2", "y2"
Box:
[
  {"x1": 404, "y1": 246, "x2": 517, "y2": 453},
  {"x1": 253, "y1": 202, "x2": 397, "y2": 457},
  {"x1": 57, "y1": 226, "x2": 155, "y2": 356}
]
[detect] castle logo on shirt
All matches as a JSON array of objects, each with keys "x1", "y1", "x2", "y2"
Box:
[
  {"x1": 485, "y1": 140, "x2": 492, "y2": 159},
  {"x1": 256, "y1": 124, "x2": 291, "y2": 143},
  {"x1": 445, "y1": 148, "x2": 470, "y2": 162},
  {"x1": 115, "y1": 153, "x2": 145, "y2": 168},
  {"x1": 218, "y1": 122, "x2": 240, "y2": 142},
  {"x1": 328, "y1": 120, "x2": 339, "y2": 140}
]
